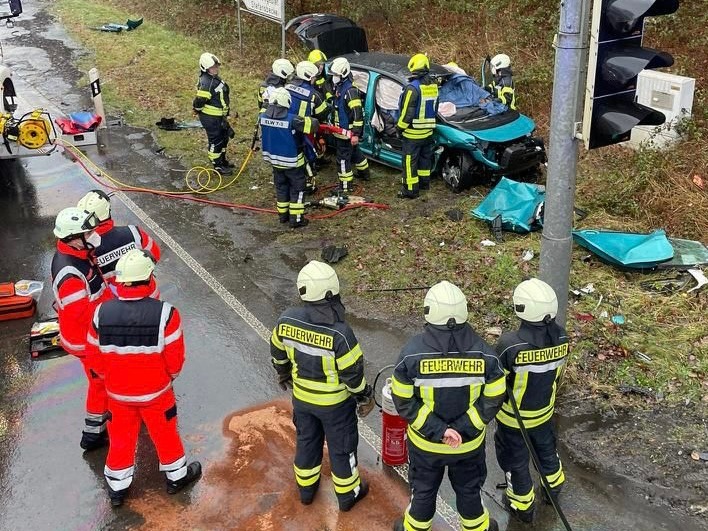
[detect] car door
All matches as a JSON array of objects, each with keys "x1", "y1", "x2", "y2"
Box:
[{"x1": 369, "y1": 74, "x2": 404, "y2": 169}]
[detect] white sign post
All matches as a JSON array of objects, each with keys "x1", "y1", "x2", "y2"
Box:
[{"x1": 237, "y1": 0, "x2": 286, "y2": 58}]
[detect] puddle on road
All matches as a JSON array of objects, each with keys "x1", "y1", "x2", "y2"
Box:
[{"x1": 128, "y1": 400, "x2": 418, "y2": 530}]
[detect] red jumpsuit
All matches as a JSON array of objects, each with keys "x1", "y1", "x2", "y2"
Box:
[
  {"x1": 51, "y1": 241, "x2": 113, "y2": 441},
  {"x1": 87, "y1": 283, "x2": 188, "y2": 494}
]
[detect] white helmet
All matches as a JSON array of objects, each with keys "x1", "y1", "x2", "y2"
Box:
[
  {"x1": 330, "y1": 57, "x2": 351, "y2": 79},
  {"x1": 297, "y1": 260, "x2": 340, "y2": 302},
  {"x1": 490, "y1": 53, "x2": 511, "y2": 75},
  {"x1": 270, "y1": 87, "x2": 292, "y2": 108},
  {"x1": 53, "y1": 207, "x2": 99, "y2": 240},
  {"x1": 115, "y1": 249, "x2": 155, "y2": 283},
  {"x1": 513, "y1": 278, "x2": 558, "y2": 322},
  {"x1": 200, "y1": 52, "x2": 221, "y2": 72},
  {"x1": 272, "y1": 58, "x2": 295, "y2": 80},
  {"x1": 424, "y1": 281, "x2": 468, "y2": 326},
  {"x1": 77, "y1": 189, "x2": 111, "y2": 222},
  {"x1": 296, "y1": 60, "x2": 319, "y2": 82}
]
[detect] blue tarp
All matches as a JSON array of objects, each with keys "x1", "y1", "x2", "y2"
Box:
[
  {"x1": 471, "y1": 177, "x2": 545, "y2": 233},
  {"x1": 439, "y1": 74, "x2": 507, "y2": 116},
  {"x1": 572, "y1": 229, "x2": 674, "y2": 269}
]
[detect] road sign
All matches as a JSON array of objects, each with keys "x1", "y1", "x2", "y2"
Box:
[{"x1": 237, "y1": 0, "x2": 286, "y2": 57}]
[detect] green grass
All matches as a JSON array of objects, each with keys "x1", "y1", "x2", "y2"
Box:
[{"x1": 52, "y1": 0, "x2": 707, "y2": 407}]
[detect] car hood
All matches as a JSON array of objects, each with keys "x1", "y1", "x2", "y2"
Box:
[
  {"x1": 286, "y1": 13, "x2": 368, "y2": 57},
  {"x1": 466, "y1": 115, "x2": 536, "y2": 142}
]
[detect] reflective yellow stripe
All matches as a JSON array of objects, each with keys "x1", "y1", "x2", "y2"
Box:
[
  {"x1": 507, "y1": 486, "x2": 535, "y2": 511},
  {"x1": 313, "y1": 100, "x2": 328, "y2": 115},
  {"x1": 484, "y1": 375, "x2": 506, "y2": 397},
  {"x1": 346, "y1": 378, "x2": 366, "y2": 394},
  {"x1": 496, "y1": 406, "x2": 554, "y2": 428},
  {"x1": 397, "y1": 91, "x2": 413, "y2": 129},
  {"x1": 467, "y1": 406, "x2": 486, "y2": 431},
  {"x1": 391, "y1": 375, "x2": 414, "y2": 398},
  {"x1": 294, "y1": 463, "x2": 322, "y2": 487},
  {"x1": 293, "y1": 384, "x2": 349, "y2": 406},
  {"x1": 331, "y1": 471, "x2": 360, "y2": 494},
  {"x1": 410, "y1": 404, "x2": 433, "y2": 431},
  {"x1": 195, "y1": 89, "x2": 211, "y2": 99},
  {"x1": 270, "y1": 328, "x2": 284, "y2": 349},
  {"x1": 460, "y1": 507, "x2": 489, "y2": 531},
  {"x1": 201, "y1": 105, "x2": 228, "y2": 116},
  {"x1": 547, "y1": 464, "x2": 565, "y2": 488},
  {"x1": 302, "y1": 117, "x2": 314, "y2": 134},
  {"x1": 408, "y1": 425, "x2": 486, "y2": 454},
  {"x1": 348, "y1": 99, "x2": 362, "y2": 109},
  {"x1": 295, "y1": 376, "x2": 344, "y2": 393},
  {"x1": 404, "y1": 509, "x2": 434, "y2": 530},
  {"x1": 402, "y1": 128, "x2": 433, "y2": 139}
]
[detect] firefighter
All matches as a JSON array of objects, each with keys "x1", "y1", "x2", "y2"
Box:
[
  {"x1": 330, "y1": 57, "x2": 370, "y2": 194},
  {"x1": 51, "y1": 207, "x2": 113, "y2": 451},
  {"x1": 494, "y1": 279, "x2": 568, "y2": 522},
  {"x1": 396, "y1": 53, "x2": 439, "y2": 199},
  {"x1": 260, "y1": 87, "x2": 318, "y2": 228},
  {"x1": 270, "y1": 260, "x2": 374, "y2": 510},
  {"x1": 391, "y1": 281, "x2": 505, "y2": 531},
  {"x1": 193, "y1": 52, "x2": 234, "y2": 175},
  {"x1": 486, "y1": 54, "x2": 516, "y2": 110},
  {"x1": 87, "y1": 250, "x2": 201, "y2": 507},
  {"x1": 77, "y1": 189, "x2": 161, "y2": 295},
  {"x1": 307, "y1": 49, "x2": 332, "y2": 102},
  {"x1": 258, "y1": 58, "x2": 295, "y2": 112},
  {"x1": 287, "y1": 60, "x2": 330, "y2": 190}
]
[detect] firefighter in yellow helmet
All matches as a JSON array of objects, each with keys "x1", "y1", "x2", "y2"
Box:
[
  {"x1": 307, "y1": 49, "x2": 332, "y2": 102},
  {"x1": 493, "y1": 279, "x2": 568, "y2": 522},
  {"x1": 397, "y1": 53, "x2": 439, "y2": 199},
  {"x1": 486, "y1": 54, "x2": 516, "y2": 110},
  {"x1": 391, "y1": 281, "x2": 504, "y2": 531},
  {"x1": 270, "y1": 260, "x2": 373, "y2": 510}
]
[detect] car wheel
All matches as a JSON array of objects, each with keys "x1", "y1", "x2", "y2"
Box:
[{"x1": 441, "y1": 151, "x2": 474, "y2": 192}]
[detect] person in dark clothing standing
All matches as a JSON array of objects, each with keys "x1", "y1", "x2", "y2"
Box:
[{"x1": 193, "y1": 52, "x2": 234, "y2": 175}]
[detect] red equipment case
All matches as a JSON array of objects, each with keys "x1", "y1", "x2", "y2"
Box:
[{"x1": 0, "y1": 282, "x2": 36, "y2": 321}]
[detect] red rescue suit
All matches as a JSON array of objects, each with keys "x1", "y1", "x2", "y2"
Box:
[
  {"x1": 51, "y1": 241, "x2": 113, "y2": 439},
  {"x1": 87, "y1": 283, "x2": 187, "y2": 493}
]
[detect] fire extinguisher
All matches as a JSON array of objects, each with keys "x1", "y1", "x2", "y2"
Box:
[{"x1": 374, "y1": 366, "x2": 408, "y2": 466}]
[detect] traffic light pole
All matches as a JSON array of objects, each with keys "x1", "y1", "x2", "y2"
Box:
[{"x1": 539, "y1": 0, "x2": 589, "y2": 326}]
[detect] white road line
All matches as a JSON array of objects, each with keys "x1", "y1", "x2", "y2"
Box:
[{"x1": 114, "y1": 191, "x2": 461, "y2": 530}]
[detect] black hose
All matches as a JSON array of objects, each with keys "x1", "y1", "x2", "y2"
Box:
[{"x1": 506, "y1": 386, "x2": 573, "y2": 531}]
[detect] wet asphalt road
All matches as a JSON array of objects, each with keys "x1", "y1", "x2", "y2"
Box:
[{"x1": 0, "y1": 3, "x2": 704, "y2": 530}]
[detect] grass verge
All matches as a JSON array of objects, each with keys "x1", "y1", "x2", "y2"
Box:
[{"x1": 51, "y1": 0, "x2": 707, "y2": 406}]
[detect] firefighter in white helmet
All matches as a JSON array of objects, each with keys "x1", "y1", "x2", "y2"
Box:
[
  {"x1": 87, "y1": 249, "x2": 201, "y2": 507},
  {"x1": 493, "y1": 278, "x2": 568, "y2": 522},
  {"x1": 486, "y1": 53, "x2": 516, "y2": 109},
  {"x1": 193, "y1": 52, "x2": 235, "y2": 175},
  {"x1": 270, "y1": 260, "x2": 373, "y2": 510},
  {"x1": 391, "y1": 281, "x2": 504, "y2": 531},
  {"x1": 258, "y1": 58, "x2": 295, "y2": 112}
]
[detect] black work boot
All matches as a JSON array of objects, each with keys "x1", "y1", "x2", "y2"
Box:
[
  {"x1": 166, "y1": 461, "x2": 202, "y2": 494},
  {"x1": 107, "y1": 485, "x2": 128, "y2": 508},
  {"x1": 356, "y1": 168, "x2": 370, "y2": 181},
  {"x1": 419, "y1": 178, "x2": 430, "y2": 190},
  {"x1": 278, "y1": 213, "x2": 290, "y2": 224},
  {"x1": 80, "y1": 430, "x2": 108, "y2": 452},
  {"x1": 392, "y1": 518, "x2": 405, "y2": 531},
  {"x1": 222, "y1": 158, "x2": 236, "y2": 169},
  {"x1": 213, "y1": 164, "x2": 233, "y2": 176},
  {"x1": 299, "y1": 479, "x2": 320, "y2": 505},
  {"x1": 339, "y1": 479, "x2": 369, "y2": 512},
  {"x1": 541, "y1": 485, "x2": 562, "y2": 505},
  {"x1": 397, "y1": 189, "x2": 419, "y2": 199},
  {"x1": 503, "y1": 493, "x2": 535, "y2": 523},
  {"x1": 290, "y1": 217, "x2": 309, "y2": 229}
]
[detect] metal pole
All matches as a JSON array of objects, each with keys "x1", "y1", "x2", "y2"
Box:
[
  {"x1": 538, "y1": 0, "x2": 588, "y2": 326},
  {"x1": 280, "y1": 0, "x2": 286, "y2": 58},
  {"x1": 237, "y1": 1, "x2": 242, "y2": 55},
  {"x1": 88, "y1": 67, "x2": 106, "y2": 129}
]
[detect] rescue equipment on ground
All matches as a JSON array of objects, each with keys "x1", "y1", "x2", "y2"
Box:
[
  {"x1": 55, "y1": 111, "x2": 102, "y2": 135},
  {"x1": 315, "y1": 194, "x2": 372, "y2": 210},
  {"x1": 572, "y1": 229, "x2": 674, "y2": 270},
  {"x1": 90, "y1": 17, "x2": 143, "y2": 33},
  {"x1": 0, "y1": 281, "x2": 36, "y2": 321},
  {"x1": 373, "y1": 365, "x2": 408, "y2": 467},
  {"x1": 0, "y1": 109, "x2": 55, "y2": 152},
  {"x1": 30, "y1": 318, "x2": 66, "y2": 360},
  {"x1": 472, "y1": 177, "x2": 545, "y2": 233}
]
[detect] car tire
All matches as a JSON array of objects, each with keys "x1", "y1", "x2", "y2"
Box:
[{"x1": 441, "y1": 150, "x2": 475, "y2": 192}]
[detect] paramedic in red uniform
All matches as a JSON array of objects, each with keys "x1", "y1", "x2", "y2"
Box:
[
  {"x1": 77, "y1": 189, "x2": 161, "y2": 295},
  {"x1": 51, "y1": 207, "x2": 113, "y2": 451},
  {"x1": 86, "y1": 249, "x2": 201, "y2": 507}
]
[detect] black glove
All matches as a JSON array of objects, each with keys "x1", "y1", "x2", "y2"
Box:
[
  {"x1": 355, "y1": 384, "x2": 375, "y2": 417},
  {"x1": 277, "y1": 372, "x2": 293, "y2": 391}
]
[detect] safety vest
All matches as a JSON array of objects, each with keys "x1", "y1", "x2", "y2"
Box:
[
  {"x1": 51, "y1": 251, "x2": 106, "y2": 310},
  {"x1": 260, "y1": 111, "x2": 305, "y2": 168},
  {"x1": 91, "y1": 297, "x2": 183, "y2": 403},
  {"x1": 495, "y1": 326, "x2": 569, "y2": 428},
  {"x1": 270, "y1": 306, "x2": 366, "y2": 407},
  {"x1": 391, "y1": 326, "x2": 506, "y2": 455},
  {"x1": 398, "y1": 78, "x2": 438, "y2": 139},
  {"x1": 93, "y1": 225, "x2": 144, "y2": 280},
  {"x1": 286, "y1": 80, "x2": 315, "y2": 117},
  {"x1": 195, "y1": 72, "x2": 229, "y2": 117}
]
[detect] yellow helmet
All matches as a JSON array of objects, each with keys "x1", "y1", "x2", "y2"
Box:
[
  {"x1": 408, "y1": 53, "x2": 430, "y2": 73},
  {"x1": 308, "y1": 49, "x2": 327, "y2": 65}
]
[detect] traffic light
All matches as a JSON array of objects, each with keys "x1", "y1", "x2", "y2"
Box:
[{"x1": 583, "y1": 0, "x2": 679, "y2": 149}]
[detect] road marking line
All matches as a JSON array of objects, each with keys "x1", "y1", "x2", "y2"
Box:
[{"x1": 113, "y1": 191, "x2": 460, "y2": 529}]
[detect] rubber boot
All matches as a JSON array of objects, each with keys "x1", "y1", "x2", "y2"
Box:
[
  {"x1": 80, "y1": 430, "x2": 108, "y2": 452},
  {"x1": 107, "y1": 485, "x2": 128, "y2": 508},
  {"x1": 397, "y1": 188, "x2": 419, "y2": 199},
  {"x1": 278, "y1": 213, "x2": 290, "y2": 224},
  {"x1": 419, "y1": 178, "x2": 430, "y2": 190},
  {"x1": 290, "y1": 217, "x2": 309, "y2": 229},
  {"x1": 299, "y1": 478, "x2": 320, "y2": 505},
  {"x1": 541, "y1": 485, "x2": 562, "y2": 505},
  {"x1": 356, "y1": 168, "x2": 370, "y2": 181},
  {"x1": 339, "y1": 479, "x2": 369, "y2": 512},
  {"x1": 166, "y1": 461, "x2": 202, "y2": 494},
  {"x1": 212, "y1": 156, "x2": 233, "y2": 176}
]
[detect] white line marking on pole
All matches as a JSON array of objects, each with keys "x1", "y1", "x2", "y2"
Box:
[{"x1": 113, "y1": 192, "x2": 460, "y2": 530}]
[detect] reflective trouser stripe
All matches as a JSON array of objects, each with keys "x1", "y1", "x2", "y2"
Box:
[
  {"x1": 507, "y1": 485, "x2": 535, "y2": 511},
  {"x1": 208, "y1": 143, "x2": 222, "y2": 161},
  {"x1": 331, "y1": 467, "x2": 361, "y2": 494},
  {"x1": 354, "y1": 159, "x2": 368, "y2": 170},
  {"x1": 160, "y1": 455, "x2": 188, "y2": 481},
  {"x1": 546, "y1": 463, "x2": 565, "y2": 488},
  {"x1": 104, "y1": 465, "x2": 134, "y2": 492},
  {"x1": 294, "y1": 464, "x2": 322, "y2": 487},
  {"x1": 85, "y1": 411, "x2": 109, "y2": 433},
  {"x1": 404, "y1": 154, "x2": 418, "y2": 189},
  {"x1": 404, "y1": 509, "x2": 434, "y2": 530},
  {"x1": 460, "y1": 507, "x2": 490, "y2": 531},
  {"x1": 276, "y1": 201, "x2": 289, "y2": 214}
]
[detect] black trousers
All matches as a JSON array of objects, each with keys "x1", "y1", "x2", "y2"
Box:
[
  {"x1": 404, "y1": 442, "x2": 491, "y2": 531},
  {"x1": 199, "y1": 114, "x2": 229, "y2": 164},
  {"x1": 401, "y1": 136, "x2": 434, "y2": 194},
  {"x1": 334, "y1": 137, "x2": 368, "y2": 191},
  {"x1": 494, "y1": 420, "x2": 565, "y2": 505},
  {"x1": 273, "y1": 166, "x2": 306, "y2": 224},
  {"x1": 292, "y1": 398, "x2": 362, "y2": 506}
]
